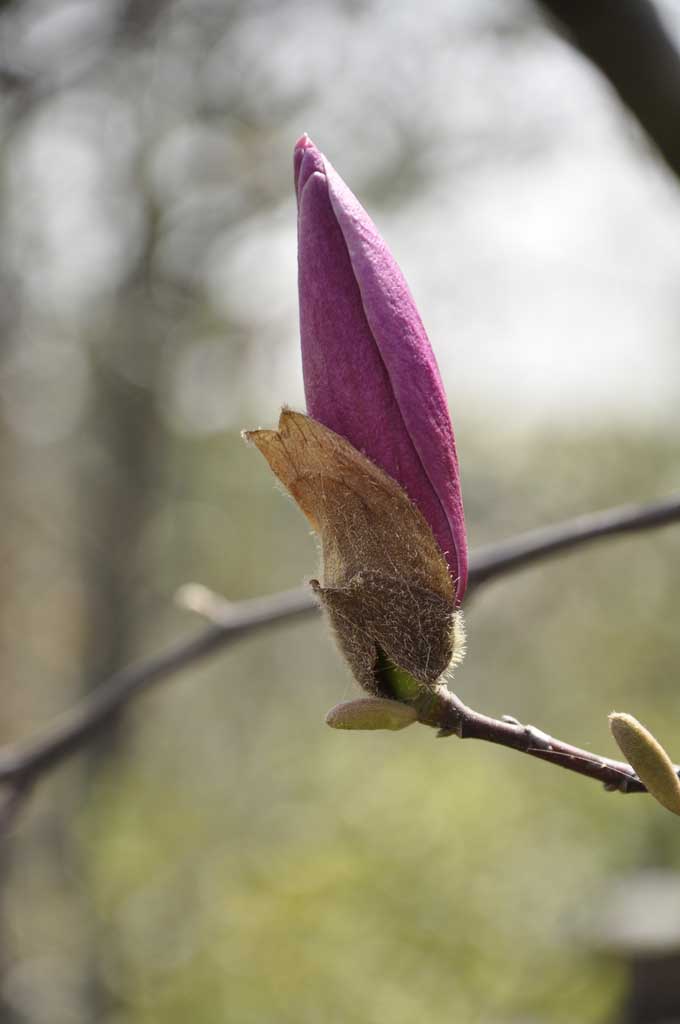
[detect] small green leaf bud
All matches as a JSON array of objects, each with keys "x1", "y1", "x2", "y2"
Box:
[
  {"x1": 609, "y1": 712, "x2": 680, "y2": 816},
  {"x1": 325, "y1": 698, "x2": 418, "y2": 732}
]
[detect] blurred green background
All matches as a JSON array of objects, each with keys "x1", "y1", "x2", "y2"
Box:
[{"x1": 1, "y1": 1, "x2": 680, "y2": 1021}]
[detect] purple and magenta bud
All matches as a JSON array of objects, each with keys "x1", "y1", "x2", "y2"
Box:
[{"x1": 294, "y1": 135, "x2": 468, "y2": 604}]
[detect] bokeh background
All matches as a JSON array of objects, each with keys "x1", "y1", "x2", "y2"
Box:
[{"x1": 1, "y1": 0, "x2": 680, "y2": 1021}]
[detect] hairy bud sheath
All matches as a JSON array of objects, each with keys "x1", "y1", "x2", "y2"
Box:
[{"x1": 245, "y1": 411, "x2": 464, "y2": 696}]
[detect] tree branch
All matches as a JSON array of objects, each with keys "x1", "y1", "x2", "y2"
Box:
[
  {"x1": 468, "y1": 492, "x2": 680, "y2": 587},
  {"x1": 414, "y1": 687, "x2": 646, "y2": 793},
  {"x1": 536, "y1": 0, "x2": 680, "y2": 182},
  {"x1": 0, "y1": 491, "x2": 679, "y2": 816},
  {"x1": 0, "y1": 588, "x2": 316, "y2": 785}
]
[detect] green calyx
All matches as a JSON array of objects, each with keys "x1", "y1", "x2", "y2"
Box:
[{"x1": 374, "y1": 646, "x2": 422, "y2": 702}]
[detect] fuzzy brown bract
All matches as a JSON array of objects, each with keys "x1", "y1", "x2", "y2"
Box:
[{"x1": 244, "y1": 410, "x2": 462, "y2": 696}]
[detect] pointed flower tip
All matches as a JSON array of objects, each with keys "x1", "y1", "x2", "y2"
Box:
[{"x1": 294, "y1": 136, "x2": 326, "y2": 203}]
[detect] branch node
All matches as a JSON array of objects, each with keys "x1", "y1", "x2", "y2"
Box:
[{"x1": 523, "y1": 724, "x2": 554, "y2": 751}]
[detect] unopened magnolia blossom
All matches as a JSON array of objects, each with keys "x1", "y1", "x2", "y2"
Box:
[
  {"x1": 247, "y1": 137, "x2": 467, "y2": 702},
  {"x1": 294, "y1": 135, "x2": 467, "y2": 605}
]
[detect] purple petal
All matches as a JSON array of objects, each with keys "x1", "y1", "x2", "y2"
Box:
[{"x1": 294, "y1": 135, "x2": 468, "y2": 603}]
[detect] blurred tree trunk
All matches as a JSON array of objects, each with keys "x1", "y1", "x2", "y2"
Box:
[
  {"x1": 74, "y1": 200, "x2": 165, "y2": 1020},
  {"x1": 0, "y1": 331, "x2": 22, "y2": 1024},
  {"x1": 0, "y1": 159, "x2": 27, "y2": 1019}
]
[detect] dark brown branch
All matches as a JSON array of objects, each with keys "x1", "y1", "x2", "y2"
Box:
[
  {"x1": 536, "y1": 0, "x2": 680, "y2": 182},
  {"x1": 415, "y1": 687, "x2": 647, "y2": 792},
  {"x1": 0, "y1": 492, "x2": 679, "y2": 812}
]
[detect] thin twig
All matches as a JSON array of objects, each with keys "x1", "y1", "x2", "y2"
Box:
[
  {"x1": 414, "y1": 687, "x2": 647, "y2": 793},
  {"x1": 0, "y1": 492, "x2": 678, "y2": 804},
  {"x1": 468, "y1": 493, "x2": 680, "y2": 588},
  {"x1": 0, "y1": 588, "x2": 316, "y2": 786}
]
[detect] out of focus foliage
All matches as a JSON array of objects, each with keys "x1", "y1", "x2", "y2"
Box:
[{"x1": 1, "y1": 1, "x2": 680, "y2": 1022}]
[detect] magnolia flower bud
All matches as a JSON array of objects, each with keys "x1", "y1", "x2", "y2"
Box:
[
  {"x1": 246, "y1": 139, "x2": 469, "y2": 698},
  {"x1": 294, "y1": 136, "x2": 467, "y2": 605}
]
